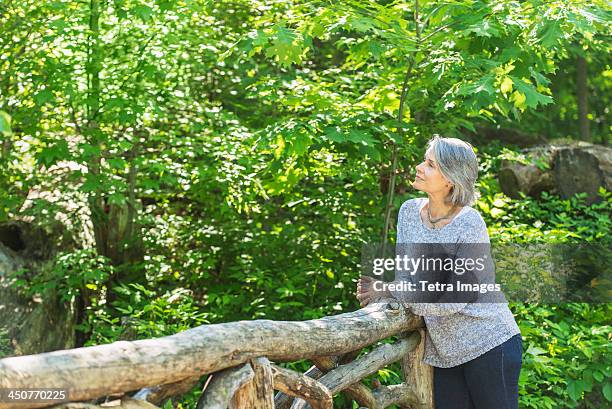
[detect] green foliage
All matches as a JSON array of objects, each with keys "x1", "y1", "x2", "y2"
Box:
[
  {"x1": 86, "y1": 283, "x2": 211, "y2": 345},
  {"x1": 514, "y1": 303, "x2": 611, "y2": 408},
  {"x1": 10, "y1": 249, "x2": 114, "y2": 303}
]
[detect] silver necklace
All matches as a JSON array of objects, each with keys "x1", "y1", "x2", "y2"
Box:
[{"x1": 427, "y1": 204, "x2": 457, "y2": 228}]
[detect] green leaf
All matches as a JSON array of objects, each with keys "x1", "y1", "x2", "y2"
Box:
[
  {"x1": 359, "y1": 145, "x2": 381, "y2": 161},
  {"x1": 0, "y1": 111, "x2": 12, "y2": 136},
  {"x1": 604, "y1": 382, "x2": 612, "y2": 401},
  {"x1": 538, "y1": 20, "x2": 563, "y2": 48},
  {"x1": 500, "y1": 46, "x2": 522, "y2": 62},
  {"x1": 82, "y1": 173, "x2": 102, "y2": 192},
  {"x1": 80, "y1": 143, "x2": 101, "y2": 160},
  {"x1": 324, "y1": 127, "x2": 346, "y2": 143},
  {"x1": 141, "y1": 178, "x2": 160, "y2": 190},
  {"x1": 108, "y1": 193, "x2": 126, "y2": 205},
  {"x1": 466, "y1": 18, "x2": 502, "y2": 38},
  {"x1": 108, "y1": 157, "x2": 127, "y2": 170},
  {"x1": 567, "y1": 379, "x2": 584, "y2": 401},
  {"x1": 34, "y1": 89, "x2": 54, "y2": 105},
  {"x1": 118, "y1": 140, "x2": 133, "y2": 151},
  {"x1": 593, "y1": 371, "x2": 604, "y2": 382},
  {"x1": 460, "y1": 74, "x2": 495, "y2": 96},
  {"x1": 48, "y1": 1, "x2": 66, "y2": 10},
  {"x1": 235, "y1": 30, "x2": 269, "y2": 60},
  {"x1": 132, "y1": 5, "x2": 154, "y2": 21},
  {"x1": 264, "y1": 26, "x2": 305, "y2": 67},
  {"x1": 510, "y1": 77, "x2": 553, "y2": 109},
  {"x1": 106, "y1": 98, "x2": 127, "y2": 109},
  {"x1": 529, "y1": 67, "x2": 551, "y2": 87},
  {"x1": 305, "y1": 20, "x2": 326, "y2": 38},
  {"x1": 348, "y1": 15, "x2": 377, "y2": 33},
  {"x1": 290, "y1": 133, "x2": 311, "y2": 156},
  {"x1": 38, "y1": 140, "x2": 70, "y2": 167},
  {"x1": 526, "y1": 344, "x2": 547, "y2": 356},
  {"x1": 156, "y1": 0, "x2": 174, "y2": 11},
  {"x1": 347, "y1": 129, "x2": 376, "y2": 146}
]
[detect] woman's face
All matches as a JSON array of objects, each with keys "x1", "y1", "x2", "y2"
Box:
[{"x1": 412, "y1": 149, "x2": 452, "y2": 195}]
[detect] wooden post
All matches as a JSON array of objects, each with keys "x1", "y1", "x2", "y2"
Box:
[
  {"x1": 196, "y1": 364, "x2": 254, "y2": 409},
  {"x1": 230, "y1": 357, "x2": 274, "y2": 409},
  {"x1": 400, "y1": 326, "x2": 434, "y2": 409}
]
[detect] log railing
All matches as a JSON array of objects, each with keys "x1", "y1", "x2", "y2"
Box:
[{"x1": 0, "y1": 299, "x2": 433, "y2": 409}]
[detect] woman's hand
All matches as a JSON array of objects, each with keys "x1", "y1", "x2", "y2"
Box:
[{"x1": 356, "y1": 275, "x2": 382, "y2": 307}]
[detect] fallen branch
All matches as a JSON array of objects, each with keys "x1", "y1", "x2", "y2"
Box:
[
  {"x1": 320, "y1": 332, "x2": 421, "y2": 395},
  {"x1": 274, "y1": 364, "x2": 325, "y2": 409},
  {"x1": 373, "y1": 382, "x2": 420, "y2": 408},
  {"x1": 270, "y1": 364, "x2": 333, "y2": 409}
]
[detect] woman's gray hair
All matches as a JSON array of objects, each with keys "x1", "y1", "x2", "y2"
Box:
[{"x1": 426, "y1": 135, "x2": 480, "y2": 206}]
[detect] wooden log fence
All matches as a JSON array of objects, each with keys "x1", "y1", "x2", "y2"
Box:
[{"x1": 0, "y1": 299, "x2": 433, "y2": 409}]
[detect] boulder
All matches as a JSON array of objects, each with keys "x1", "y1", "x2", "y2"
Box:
[
  {"x1": 0, "y1": 221, "x2": 76, "y2": 358},
  {"x1": 498, "y1": 140, "x2": 612, "y2": 204},
  {"x1": 554, "y1": 144, "x2": 612, "y2": 203},
  {"x1": 498, "y1": 145, "x2": 557, "y2": 199}
]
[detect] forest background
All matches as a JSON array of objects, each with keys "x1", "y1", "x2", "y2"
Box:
[{"x1": 0, "y1": 0, "x2": 610, "y2": 408}]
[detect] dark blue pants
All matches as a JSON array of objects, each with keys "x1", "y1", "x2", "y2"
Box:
[{"x1": 434, "y1": 334, "x2": 523, "y2": 409}]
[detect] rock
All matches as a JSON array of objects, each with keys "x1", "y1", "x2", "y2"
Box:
[
  {"x1": 498, "y1": 140, "x2": 612, "y2": 204},
  {"x1": 554, "y1": 144, "x2": 612, "y2": 203},
  {"x1": 0, "y1": 221, "x2": 76, "y2": 358},
  {"x1": 498, "y1": 145, "x2": 557, "y2": 199}
]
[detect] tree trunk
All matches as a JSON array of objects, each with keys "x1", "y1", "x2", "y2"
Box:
[
  {"x1": 84, "y1": 1, "x2": 144, "y2": 308},
  {"x1": 576, "y1": 55, "x2": 590, "y2": 141},
  {"x1": 85, "y1": 0, "x2": 107, "y2": 262}
]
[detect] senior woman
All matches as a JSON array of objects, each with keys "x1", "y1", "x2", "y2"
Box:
[{"x1": 357, "y1": 136, "x2": 522, "y2": 409}]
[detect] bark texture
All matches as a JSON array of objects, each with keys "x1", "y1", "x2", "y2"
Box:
[
  {"x1": 229, "y1": 358, "x2": 275, "y2": 409},
  {"x1": 270, "y1": 364, "x2": 333, "y2": 409},
  {"x1": 400, "y1": 327, "x2": 433, "y2": 409}
]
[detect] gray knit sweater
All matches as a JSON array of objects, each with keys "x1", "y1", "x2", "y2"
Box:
[{"x1": 388, "y1": 197, "x2": 521, "y2": 368}]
